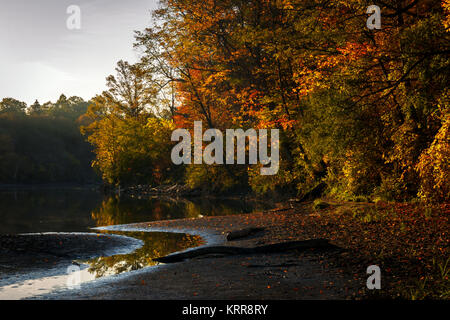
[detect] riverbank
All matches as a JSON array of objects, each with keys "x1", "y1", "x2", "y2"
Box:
[
  {"x1": 112, "y1": 199, "x2": 447, "y2": 300},
  {"x1": 32, "y1": 202, "x2": 361, "y2": 300},
  {"x1": 2, "y1": 200, "x2": 448, "y2": 300}
]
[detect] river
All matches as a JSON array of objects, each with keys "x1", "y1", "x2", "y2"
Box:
[
  {"x1": 0, "y1": 187, "x2": 274, "y2": 299},
  {"x1": 0, "y1": 187, "x2": 272, "y2": 234}
]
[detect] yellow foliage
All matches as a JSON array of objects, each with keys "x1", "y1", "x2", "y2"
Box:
[{"x1": 416, "y1": 110, "x2": 450, "y2": 202}]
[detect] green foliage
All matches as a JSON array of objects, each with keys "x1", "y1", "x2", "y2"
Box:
[
  {"x1": 403, "y1": 257, "x2": 450, "y2": 300},
  {"x1": 185, "y1": 164, "x2": 247, "y2": 193},
  {"x1": 0, "y1": 96, "x2": 96, "y2": 184},
  {"x1": 312, "y1": 199, "x2": 330, "y2": 210},
  {"x1": 82, "y1": 110, "x2": 177, "y2": 187},
  {"x1": 352, "y1": 206, "x2": 389, "y2": 224},
  {"x1": 81, "y1": 60, "x2": 180, "y2": 187},
  {"x1": 0, "y1": 98, "x2": 27, "y2": 114}
]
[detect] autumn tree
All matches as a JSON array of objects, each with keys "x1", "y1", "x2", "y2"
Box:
[
  {"x1": 132, "y1": 0, "x2": 449, "y2": 200},
  {"x1": 81, "y1": 60, "x2": 179, "y2": 186}
]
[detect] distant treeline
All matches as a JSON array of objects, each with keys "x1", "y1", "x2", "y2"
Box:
[{"x1": 0, "y1": 95, "x2": 99, "y2": 184}]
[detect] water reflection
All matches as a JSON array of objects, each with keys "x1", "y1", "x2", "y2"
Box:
[
  {"x1": 0, "y1": 230, "x2": 203, "y2": 299},
  {"x1": 80, "y1": 230, "x2": 204, "y2": 278},
  {"x1": 0, "y1": 189, "x2": 273, "y2": 298},
  {"x1": 0, "y1": 189, "x2": 273, "y2": 234},
  {"x1": 91, "y1": 195, "x2": 273, "y2": 227},
  {"x1": 0, "y1": 188, "x2": 101, "y2": 234}
]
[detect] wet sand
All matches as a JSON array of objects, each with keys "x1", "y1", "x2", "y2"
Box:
[
  {"x1": 16, "y1": 203, "x2": 362, "y2": 300},
  {"x1": 0, "y1": 233, "x2": 142, "y2": 281}
]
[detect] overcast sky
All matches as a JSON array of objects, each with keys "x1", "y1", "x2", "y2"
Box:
[{"x1": 0, "y1": 0, "x2": 158, "y2": 105}]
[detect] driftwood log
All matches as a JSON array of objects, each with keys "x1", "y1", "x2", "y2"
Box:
[
  {"x1": 154, "y1": 239, "x2": 338, "y2": 263},
  {"x1": 226, "y1": 227, "x2": 264, "y2": 241}
]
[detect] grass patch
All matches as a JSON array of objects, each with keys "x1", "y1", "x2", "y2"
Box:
[{"x1": 313, "y1": 199, "x2": 331, "y2": 210}]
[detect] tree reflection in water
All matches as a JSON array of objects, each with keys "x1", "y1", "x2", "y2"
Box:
[
  {"x1": 79, "y1": 231, "x2": 204, "y2": 278},
  {"x1": 84, "y1": 195, "x2": 273, "y2": 278},
  {"x1": 91, "y1": 195, "x2": 274, "y2": 227}
]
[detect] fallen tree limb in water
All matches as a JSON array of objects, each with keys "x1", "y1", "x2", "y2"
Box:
[{"x1": 153, "y1": 239, "x2": 338, "y2": 263}]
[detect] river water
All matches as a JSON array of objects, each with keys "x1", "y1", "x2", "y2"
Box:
[
  {"x1": 0, "y1": 187, "x2": 272, "y2": 234},
  {"x1": 0, "y1": 187, "x2": 274, "y2": 299}
]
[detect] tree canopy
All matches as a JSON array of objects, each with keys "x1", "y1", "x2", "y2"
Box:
[
  {"x1": 0, "y1": 95, "x2": 97, "y2": 184},
  {"x1": 107, "y1": 0, "x2": 447, "y2": 201},
  {"x1": 4, "y1": 0, "x2": 447, "y2": 202}
]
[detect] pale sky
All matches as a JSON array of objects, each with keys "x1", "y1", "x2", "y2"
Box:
[{"x1": 0, "y1": 0, "x2": 158, "y2": 105}]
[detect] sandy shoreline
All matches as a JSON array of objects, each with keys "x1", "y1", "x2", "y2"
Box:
[
  {"x1": 1, "y1": 202, "x2": 365, "y2": 300},
  {"x1": 0, "y1": 233, "x2": 142, "y2": 289}
]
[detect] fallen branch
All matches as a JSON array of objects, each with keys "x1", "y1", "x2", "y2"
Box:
[
  {"x1": 226, "y1": 227, "x2": 264, "y2": 241},
  {"x1": 153, "y1": 239, "x2": 338, "y2": 263}
]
